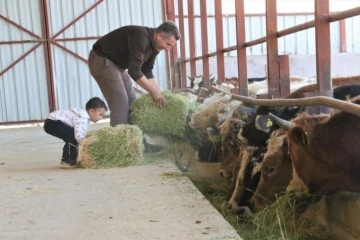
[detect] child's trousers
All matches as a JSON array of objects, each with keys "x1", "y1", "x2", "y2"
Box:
[{"x1": 43, "y1": 119, "x2": 78, "y2": 161}]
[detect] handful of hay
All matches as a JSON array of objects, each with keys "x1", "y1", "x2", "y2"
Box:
[
  {"x1": 130, "y1": 91, "x2": 196, "y2": 138},
  {"x1": 77, "y1": 125, "x2": 144, "y2": 168}
]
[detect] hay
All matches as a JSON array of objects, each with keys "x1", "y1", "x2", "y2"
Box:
[
  {"x1": 77, "y1": 135, "x2": 97, "y2": 168},
  {"x1": 130, "y1": 91, "x2": 197, "y2": 138},
  {"x1": 186, "y1": 175, "x2": 331, "y2": 240},
  {"x1": 77, "y1": 125, "x2": 144, "y2": 168},
  {"x1": 250, "y1": 193, "x2": 330, "y2": 240}
]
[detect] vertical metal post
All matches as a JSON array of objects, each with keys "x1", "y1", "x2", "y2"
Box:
[
  {"x1": 178, "y1": 0, "x2": 187, "y2": 89},
  {"x1": 235, "y1": 0, "x2": 248, "y2": 96},
  {"x1": 187, "y1": 0, "x2": 196, "y2": 81},
  {"x1": 39, "y1": 0, "x2": 56, "y2": 111},
  {"x1": 164, "y1": 0, "x2": 178, "y2": 89},
  {"x1": 215, "y1": 0, "x2": 225, "y2": 83},
  {"x1": 279, "y1": 55, "x2": 290, "y2": 97},
  {"x1": 200, "y1": 0, "x2": 210, "y2": 88},
  {"x1": 315, "y1": 0, "x2": 332, "y2": 113},
  {"x1": 266, "y1": 0, "x2": 280, "y2": 99},
  {"x1": 339, "y1": 19, "x2": 347, "y2": 53}
]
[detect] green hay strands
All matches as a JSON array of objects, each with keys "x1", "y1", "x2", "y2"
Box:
[
  {"x1": 250, "y1": 193, "x2": 329, "y2": 240},
  {"x1": 86, "y1": 125, "x2": 144, "y2": 168},
  {"x1": 130, "y1": 91, "x2": 196, "y2": 138}
]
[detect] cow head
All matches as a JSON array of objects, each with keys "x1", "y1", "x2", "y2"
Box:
[
  {"x1": 216, "y1": 104, "x2": 254, "y2": 178},
  {"x1": 238, "y1": 105, "x2": 300, "y2": 146},
  {"x1": 187, "y1": 94, "x2": 233, "y2": 162},
  {"x1": 270, "y1": 108, "x2": 360, "y2": 195},
  {"x1": 251, "y1": 129, "x2": 293, "y2": 212}
]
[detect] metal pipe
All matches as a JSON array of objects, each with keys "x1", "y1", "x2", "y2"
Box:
[{"x1": 179, "y1": 6, "x2": 360, "y2": 64}]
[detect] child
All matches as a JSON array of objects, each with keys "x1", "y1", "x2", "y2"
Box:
[{"x1": 43, "y1": 97, "x2": 108, "y2": 166}]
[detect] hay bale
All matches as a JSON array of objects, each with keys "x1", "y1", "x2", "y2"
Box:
[
  {"x1": 130, "y1": 91, "x2": 197, "y2": 138},
  {"x1": 77, "y1": 125, "x2": 144, "y2": 168},
  {"x1": 77, "y1": 135, "x2": 97, "y2": 168}
]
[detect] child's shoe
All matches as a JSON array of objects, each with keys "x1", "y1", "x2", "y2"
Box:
[{"x1": 60, "y1": 158, "x2": 77, "y2": 168}]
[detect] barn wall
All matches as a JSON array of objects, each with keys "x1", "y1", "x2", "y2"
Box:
[
  {"x1": 0, "y1": 0, "x2": 166, "y2": 123},
  {"x1": 49, "y1": 0, "x2": 167, "y2": 111},
  {"x1": 0, "y1": 0, "x2": 49, "y2": 123}
]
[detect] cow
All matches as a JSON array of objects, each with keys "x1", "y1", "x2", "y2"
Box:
[
  {"x1": 285, "y1": 75, "x2": 360, "y2": 99},
  {"x1": 188, "y1": 93, "x2": 236, "y2": 162},
  {"x1": 216, "y1": 104, "x2": 257, "y2": 178},
  {"x1": 269, "y1": 96, "x2": 360, "y2": 195},
  {"x1": 251, "y1": 129, "x2": 293, "y2": 212},
  {"x1": 333, "y1": 84, "x2": 360, "y2": 100},
  {"x1": 203, "y1": 101, "x2": 298, "y2": 215},
  {"x1": 188, "y1": 93, "x2": 233, "y2": 141},
  {"x1": 208, "y1": 103, "x2": 271, "y2": 215},
  {"x1": 234, "y1": 84, "x2": 360, "y2": 148}
]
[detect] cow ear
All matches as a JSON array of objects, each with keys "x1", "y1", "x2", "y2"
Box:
[
  {"x1": 255, "y1": 114, "x2": 273, "y2": 133},
  {"x1": 289, "y1": 127, "x2": 308, "y2": 145},
  {"x1": 281, "y1": 137, "x2": 289, "y2": 156}
]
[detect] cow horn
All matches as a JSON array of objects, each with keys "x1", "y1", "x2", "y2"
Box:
[
  {"x1": 268, "y1": 113, "x2": 296, "y2": 130},
  {"x1": 209, "y1": 85, "x2": 360, "y2": 117}
]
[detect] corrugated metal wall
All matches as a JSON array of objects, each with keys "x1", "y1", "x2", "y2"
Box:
[
  {"x1": 0, "y1": 0, "x2": 49, "y2": 123},
  {"x1": 0, "y1": 0, "x2": 166, "y2": 123},
  {"x1": 49, "y1": 0, "x2": 167, "y2": 112}
]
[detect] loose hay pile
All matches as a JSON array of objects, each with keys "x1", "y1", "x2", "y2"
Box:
[
  {"x1": 250, "y1": 193, "x2": 330, "y2": 240},
  {"x1": 77, "y1": 125, "x2": 144, "y2": 168},
  {"x1": 189, "y1": 177, "x2": 332, "y2": 240},
  {"x1": 130, "y1": 91, "x2": 198, "y2": 139}
]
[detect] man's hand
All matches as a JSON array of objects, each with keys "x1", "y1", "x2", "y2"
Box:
[
  {"x1": 151, "y1": 91, "x2": 166, "y2": 108},
  {"x1": 136, "y1": 76, "x2": 166, "y2": 108}
]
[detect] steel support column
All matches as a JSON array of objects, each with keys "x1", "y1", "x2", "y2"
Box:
[
  {"x1": 200, "y1": 0, "x2": 210, "y2": 88},
  {"x1": 266, "y1": 0, "x2": 280, "y2": 99},
  {"x1": 235, "y1": 0, "x2": 248, "y2": 96},
  {"x1": 215, "y1": 0, "x2": 225, "y2": 83}
]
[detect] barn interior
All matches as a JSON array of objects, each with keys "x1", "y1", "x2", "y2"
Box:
[{"x1": 1, "y1": 0, "x2": 360, "y2": 239}]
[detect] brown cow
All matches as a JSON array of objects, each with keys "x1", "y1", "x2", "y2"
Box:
[
  {"x1": 251, "y1": 129, "x2": 293, "y2": 212},
  {"x1": 270, "y1": 96, "x2": 360, "y2": 195},
  {"x1": 285, "y1": 75, "x2": 360, "y2": 99}
]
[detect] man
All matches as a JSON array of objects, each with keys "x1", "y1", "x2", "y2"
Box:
[{"x1": 88, "y1": 21, "x2": 181, "y2": 126}]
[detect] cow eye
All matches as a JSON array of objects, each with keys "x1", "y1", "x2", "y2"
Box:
[{"x1": 267, "y1": 167, "x2": 275, "y2": 175}]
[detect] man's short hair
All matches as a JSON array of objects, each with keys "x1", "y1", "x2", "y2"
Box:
[
  {"x1": 86, "y1": 97, "x2": 108, "y2": 111},
  {"x1": 156, "y1": 21, "x2": 181, "y2": 40}
]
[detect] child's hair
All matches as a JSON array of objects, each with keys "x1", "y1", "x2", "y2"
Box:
[{"x1": 86, "y1": 97, "x2": 108, "y2": 111}]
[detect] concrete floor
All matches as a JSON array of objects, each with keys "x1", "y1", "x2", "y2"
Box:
[{"x1": 0, "y1": 123, "x2": 242, "y2": 240}]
